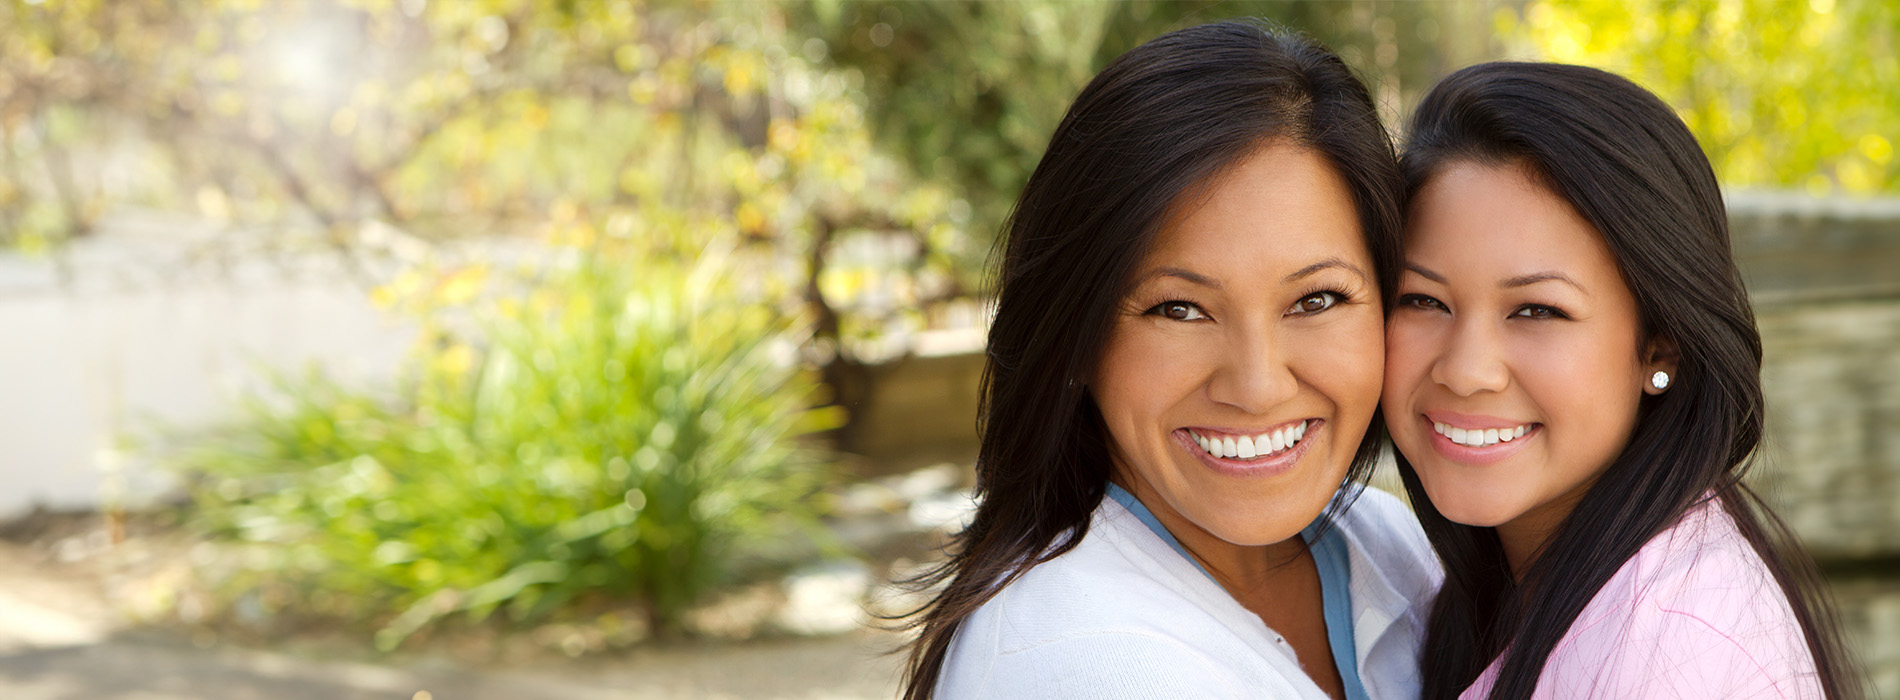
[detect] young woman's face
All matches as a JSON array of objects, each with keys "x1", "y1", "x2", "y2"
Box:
[
  {"x1": 1093, "y1": 142, "x2": 1384, "y2": 547},
  {"x1": 1383, "y1": 160, "x2": 1669, "y2": 552}
]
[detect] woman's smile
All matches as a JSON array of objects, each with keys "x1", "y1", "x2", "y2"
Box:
[
  {"x1": 1419, "y1": 414, "x2": 1541, "y2": 465},
  {"x1": 1174, "y1": 420, "x2": 1323, "y2": 477}
]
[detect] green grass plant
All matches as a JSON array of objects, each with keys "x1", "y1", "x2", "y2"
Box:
[{"x1": 178, "y1": 242, "x2": 840, "y2": 648}]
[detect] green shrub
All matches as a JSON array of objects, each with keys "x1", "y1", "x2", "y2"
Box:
[{"x1": 179, "y1": 245, "x2": 841, "y2": 647}]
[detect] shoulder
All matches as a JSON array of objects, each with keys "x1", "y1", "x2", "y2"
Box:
[
  {"x1": 951, "y1": 498, "x2": 1239, "y2": 654},
  {"x1": 938, "y1": 630, "x2": 1252, "y2": 699},
  {"x1": 1327, "y1": 486, "x2": 1442, "y2": 700},
  {"x1": 1537, "y1": 499, "x2": 1825, "y2": 699},
  {"x1": 1331, "y1": 485, "x2": 1442, "y2": 601},
  {"x1": 937, "y1": 499, "x2": 1289, "y2": 698}
]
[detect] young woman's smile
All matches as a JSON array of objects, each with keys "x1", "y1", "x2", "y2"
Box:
[
  {"x1": 1419, "y1": 411, "x2": 1541, "y2": 466},
  {"x1": 1093, "y1": 141, "x2": 1384, "y2": 548}
]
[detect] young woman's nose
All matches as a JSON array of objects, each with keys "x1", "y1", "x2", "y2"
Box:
[
  {"x1": 1206, "y1": 329, "x2": 1298, "y2": 414},
  {"x1": 1429, "y1": 319, "x2": 1511, "y2": 397}
]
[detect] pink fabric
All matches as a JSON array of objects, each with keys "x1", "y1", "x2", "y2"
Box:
[{"x1": 1460, "y1": 498, "x2": 1825, "y2": 700}]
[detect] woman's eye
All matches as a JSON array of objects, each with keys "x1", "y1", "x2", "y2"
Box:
[
  {"x1": 1398, "y1": 293, "x2": 1447, "y2": 312},
  {"x1": 1147, "y1": 301, "x2": 1208, "y2": 321},
  {"x1": 1512, "y1": 304, "x2": 1567, "y2": 320},
  {"x1": 1286, "y1": 291, "x2": 1341, "y2": 316}
]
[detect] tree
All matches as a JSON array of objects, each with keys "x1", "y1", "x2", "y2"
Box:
[
  {"x1": 795, "y1": 0, "x2": 1492, "y2": 262},
  {"x1": 1501, "y1": 0, "x2": 1900, "y2": 194},
  {"x1": 1, "y1": 0, "x2": 969, "y2": 642}
]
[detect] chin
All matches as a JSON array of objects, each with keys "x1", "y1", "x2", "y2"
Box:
[
  {"x1": 1184, "y1": 503, "x2": 1308, "y2": 547},
  {"x1": 1430, "y1": 495, "x2": 1521, "y2": 528},
  {"x1": 1222, "y1": 523, "x2": 1308, "y2": 547},
  {"x1": 1416, "y1": 477, "x2": 1522, "y2": 528}
]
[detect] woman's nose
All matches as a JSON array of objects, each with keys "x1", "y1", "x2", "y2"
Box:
[
  {"x1": 1429, "y1": 319, "x2": 1510, "y2": 397},
  {"x1": 1205, "y1": 330, "x2": 1298, "y2": 414}
]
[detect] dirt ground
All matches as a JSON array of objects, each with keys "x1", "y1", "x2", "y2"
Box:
[
  {"x1": 0, "y1": 629, "x2": 904, "y2": 699},
  {"x1": 0, "y1": 512, "x2": 911, "y2": 699}
]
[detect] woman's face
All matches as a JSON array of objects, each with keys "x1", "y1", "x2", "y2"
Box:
[
  {"x1": 1093, "y1": 142, "x2": 1384, "y2": 547},
  {"x1": 1383, "y1": 160, "x2": 1670, "y2": 554}
]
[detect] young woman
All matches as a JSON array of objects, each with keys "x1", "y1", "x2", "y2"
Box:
[
  {"x1": 894, "y1": 21, "x2": 1440, "y2": 700},
  {"x1": 1384, "y1": 62, "x2": 1861, "y2": 699}
]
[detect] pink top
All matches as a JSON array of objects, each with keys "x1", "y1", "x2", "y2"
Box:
[{"x1": 1461, "y1": 497, "x2": 1825, "y2": 700}]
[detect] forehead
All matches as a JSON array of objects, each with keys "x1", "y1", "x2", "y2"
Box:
[
  {"x1": 1140, "y1": 142, "x2": 1370, "y2": 274},
  {"x1": 1404, "y1": 161, "x2": 1623, "y2": 287}
]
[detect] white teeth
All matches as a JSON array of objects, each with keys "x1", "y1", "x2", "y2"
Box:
[
  {"x1": 1434, "y1": 421, "x2": 1533, "y2": 447},
  {"x1": 1189, "y1": 421, "x2": 1310, "y2": 460}
]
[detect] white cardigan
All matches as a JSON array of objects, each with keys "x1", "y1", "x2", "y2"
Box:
[{"x1": 935, "y1": 486, "x2": 1441, "y2": 699}]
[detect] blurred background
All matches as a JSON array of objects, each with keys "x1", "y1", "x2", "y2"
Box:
[{"x1": 0, "y1": 0, "x2": 1895, "y2": 697}]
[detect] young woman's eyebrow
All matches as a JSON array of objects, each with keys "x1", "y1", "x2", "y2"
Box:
[
  {"x1": 1501, "y1": 271, "x2": 1590, "y2": 296},
  {"x1": 1404, "y1": 263, "x2": 1445, "y2": 284},
  {"x1": 1403, "y1": 264, "x2": 1590, "y2": 297}
]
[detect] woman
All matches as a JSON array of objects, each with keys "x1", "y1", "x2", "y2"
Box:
[
  {"x1": 1384, "y1": 62, "x2": 1861, "y2": 699},
  {"x1": 895, "y1": 21, "x2": 1439, "y2": 700}
]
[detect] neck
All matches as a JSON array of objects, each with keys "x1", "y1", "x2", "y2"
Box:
[
  {"x1": 1494, "y1": 487, "x2": 1590, "y2": 579},
  {"x1": 1110, "y1": 476, "x2": 1310, "y2": 588}
]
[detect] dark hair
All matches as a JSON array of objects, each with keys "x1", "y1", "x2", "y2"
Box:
[
  {"x1": 889, "y1": 20, "x2": 1405, "y2": 700},
  {"x1": 1397, "y1": 62, "x2": 1862, "y2": 700}
]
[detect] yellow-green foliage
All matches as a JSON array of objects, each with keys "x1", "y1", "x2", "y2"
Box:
[
  {"x1": 72, "y1": 0, "x2": 943, "y2": 647},
  {"x1": 1501, "y1": 0, "x2": 1899, "y2": 195},
  {"x1": 184, "y1": 241, "x2": 841, "y2": 647}
]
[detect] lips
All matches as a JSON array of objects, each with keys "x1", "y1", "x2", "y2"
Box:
[
  {"x1": 1186, "y1": 420, "x2": 1311, "y2": 460},
  {"x1": 1433, "y1": 421, "x2": 1530, "y2": 447},
  {"x1": 1173, "y1": 420, "x2": 1322, "y2": 478},
  {"x1": 1419, "y1": 413, "x2": 1540, "y2": 465}
]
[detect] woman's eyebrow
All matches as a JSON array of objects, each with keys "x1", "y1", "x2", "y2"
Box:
[
  {"x1": 1403, "y1": 264, "x2": 1591, "y2": 297},
  {"x1": 1138, "y1": 266, "x2": 1223, "y2": 290},
  {"x1": 1284, "y1": 257, "x2": 1368, "y2": 284},
  {"x1": 1502, "y1": 271, "x2": 1590, "y2": 296},
  {"x1": 1404, "y1": 263, "x2": 1445, "y2": 284}
]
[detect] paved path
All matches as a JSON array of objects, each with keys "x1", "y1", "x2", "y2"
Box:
[
  {"x1": 0, "y1": 631, "x2": 903, "y2": 699},
  {"x1": 0, "y1": 537, "x2": 904, "y2": 700}
]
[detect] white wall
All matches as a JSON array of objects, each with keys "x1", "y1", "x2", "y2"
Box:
[{"x1": 0, "y1": 215, "x2": 415, "y2": 517}]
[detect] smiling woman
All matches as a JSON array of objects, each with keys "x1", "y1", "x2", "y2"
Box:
[
  {"x1": 891, "y1": 20, "x2": 1440, "y2": 700},
  {"x1": 1097, "y1": 143, "x2": 1382, "y2": 551},
  {"x1": 1387, "y1": 62, "x2": 1862, "y2": 700}
]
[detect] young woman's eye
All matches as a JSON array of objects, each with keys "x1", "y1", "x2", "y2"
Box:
[
  {"x1": 1512, "y1": 304, "x2": 1568, "y2": 320},
  {"x1": 1145, "y1": 301, "x2": 1208, "y2": 321},
  {"x1": 1397, "y1": 293, "x2": 1447, "y2": 312},
  {"x1": 1286, "y1": 291, "x2": 1344, "y2": 316}
]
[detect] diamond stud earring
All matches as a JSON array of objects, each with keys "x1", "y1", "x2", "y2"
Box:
[{"x1": 1651, "y1": 371, "x2": 1670, "y2": 390}]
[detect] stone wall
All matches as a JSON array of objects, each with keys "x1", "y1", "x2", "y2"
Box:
[
  {"x1": 1755, "y1": 298, "x2": 1900, "y2": 559},
  {"x1": 1730, "y1": 193, "x2": 1900, "y2": 696}
]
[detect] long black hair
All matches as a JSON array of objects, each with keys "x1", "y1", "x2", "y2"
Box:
[
  {"x1": 891, "y1": 20, "x2": 1405, "y2": 700},
  {"x1": 1397, "y1": 62, "x2": 1862, "y2": 700}
]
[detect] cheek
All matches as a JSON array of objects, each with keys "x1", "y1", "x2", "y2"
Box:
[
  {"x1": 1297, "y1": 311, "x2": 1385, "y2": 415},
  {"x1": 1511, "y1": 331, "x2": 1646, "y2": 461},
  {"x1": 1093, "y1": 321, "x2": 1211, "y2": 426},
  {"x1": 1380, "y1": 316, "x2": 1436, "y2": 409}
]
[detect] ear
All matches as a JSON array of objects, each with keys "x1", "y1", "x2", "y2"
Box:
[{"x1": 1642, "y1": 336, "x2": 1680, "y2": 395}]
